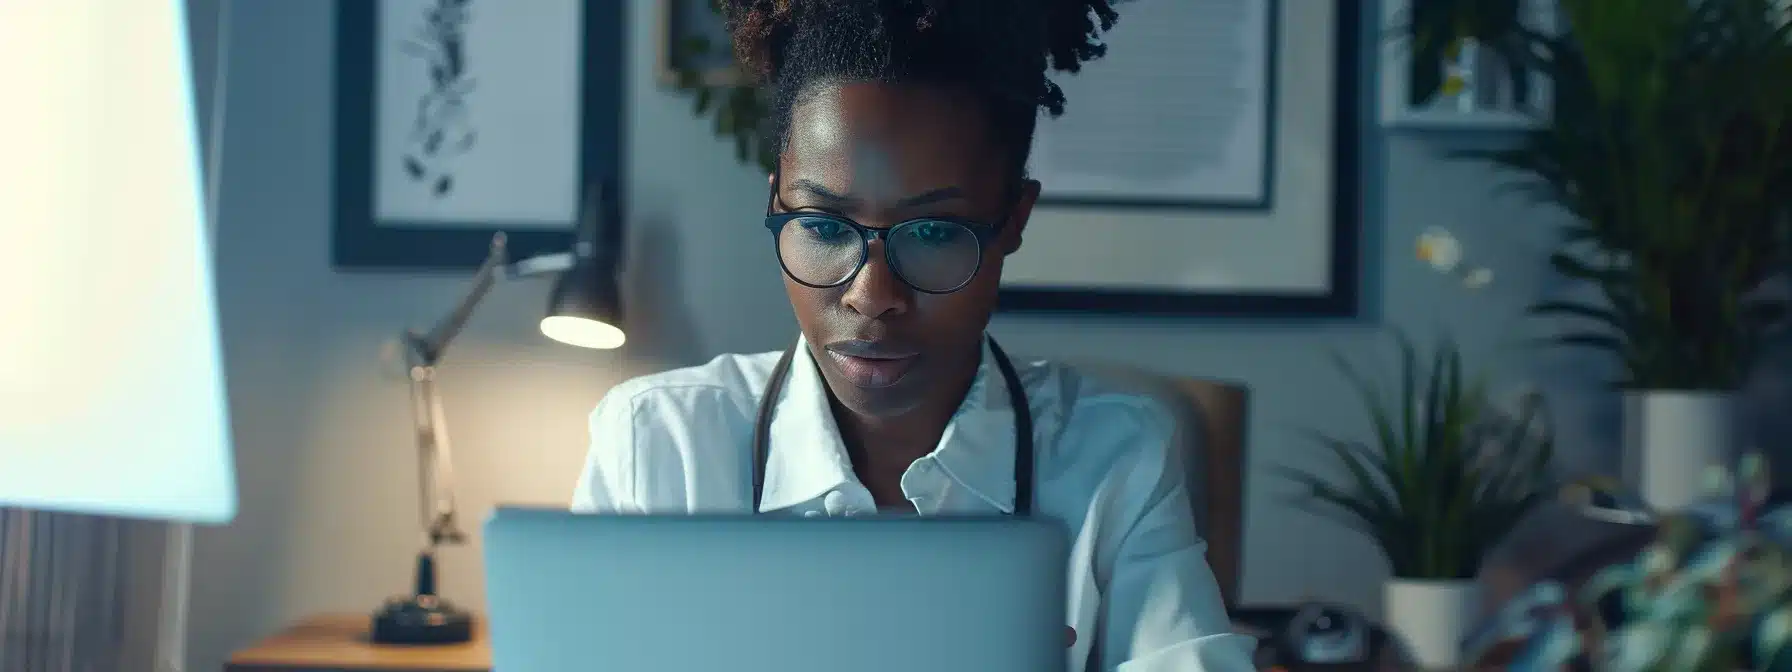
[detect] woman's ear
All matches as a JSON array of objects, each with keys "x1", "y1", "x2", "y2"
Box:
[{"x1": 1001, "y1": 180, "x2": 1042, "y2": 256}]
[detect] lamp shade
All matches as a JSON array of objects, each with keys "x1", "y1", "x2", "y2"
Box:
[
  {"x1": 541, "y1": 178, "x2": 625, "y2": 350},
  {"x1": 540, "y1": 255, "x2": 625, "y2": 350}
]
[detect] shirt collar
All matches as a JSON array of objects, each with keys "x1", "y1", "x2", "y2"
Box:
[
  {"x1": 757, "y1": 332, "x2": 854, "y2": 512},
  {"x1": 757, "y1": 334, "x2": 1023, "y2": 514}
]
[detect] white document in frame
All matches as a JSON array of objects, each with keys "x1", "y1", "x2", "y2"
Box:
[{"x1": 1030, "y1": 0, "x2": 1273, "y2": 206}]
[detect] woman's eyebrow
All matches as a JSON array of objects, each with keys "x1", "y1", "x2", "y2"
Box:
[
  {"x1": 788, "y1": 181, "x2": 965, "y2": 210},
  {"x1": 789, "y1": 178, "x2": 857, "y2": 209},
  {"x1": 893, "y1": 186, "x2": 965, "y2": 208}
]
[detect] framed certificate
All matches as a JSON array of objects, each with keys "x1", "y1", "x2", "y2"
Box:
[{"x1": 1002, "y1": 0, "x2": 1361, "y2": 317}]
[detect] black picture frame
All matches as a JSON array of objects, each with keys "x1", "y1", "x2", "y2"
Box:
[
  {"x1": 655, "y1": 0, "x2": 742, "y2": 88},
  {"x1": 332, "y1": 0, "x2": 624, "y2": 272},
  {"x1": 999, "y1": 0, "x2": 1361, "y2": 318}
]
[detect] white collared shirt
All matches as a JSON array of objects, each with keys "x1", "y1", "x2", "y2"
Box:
[{"x1": 572, "y1": 335, "x2": 1257, "y2": 672}]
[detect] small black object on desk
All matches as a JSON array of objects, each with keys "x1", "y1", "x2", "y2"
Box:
[
  {"x1": 1232, "y1": 602, "x2": 1387, "y2": 671},
  {"x1": 371, "y1": 551, "x2": 475, "y2": 645}
]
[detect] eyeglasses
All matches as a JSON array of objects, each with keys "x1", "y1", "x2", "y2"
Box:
[{"x1": 763, "y1": 212, "x2": 1002, "y2": 294}]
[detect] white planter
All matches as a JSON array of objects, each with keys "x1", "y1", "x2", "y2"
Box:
[
  {"x1": 1384, "y1": 579, "x2": 1478, "y2": 670},
  {"x1": 1623, "y1": 390, "x2": 1739, "y2": 511}
]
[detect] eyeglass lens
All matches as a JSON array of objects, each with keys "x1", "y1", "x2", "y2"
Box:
[{"x1": 776, "y1": 216, "x2": 982, "y2": 293}]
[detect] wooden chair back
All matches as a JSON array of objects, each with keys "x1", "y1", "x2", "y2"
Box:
[{"x1": 1073, "y1": 364, "x2": 1249, "y2": 607}]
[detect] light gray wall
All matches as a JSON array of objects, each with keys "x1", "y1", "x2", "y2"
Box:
[{"x1": 178, "y1": 1, "x2": 1791, "y2": 670}]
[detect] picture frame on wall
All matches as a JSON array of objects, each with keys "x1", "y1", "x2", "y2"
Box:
[
  {"x1": 1030, "y1": 0, "x2": 1278, "y2": 210},
  {"x1": 332, "y1": 0, "x2": 623, "y2": 271},
  {"x1": 655, "y1": 0, "x2": 743, "y2": 88},
  {"x1": 1000, "y1": 0, "x2": 1361, "y2": 317}
]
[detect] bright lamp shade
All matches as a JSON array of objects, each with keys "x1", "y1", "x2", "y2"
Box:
[
  {"x1": 0, "y1": 1, "x2": 238, "y2": 522},
  {"x1": 541, "y1": 256, "x2": 625, "y2": 350}
]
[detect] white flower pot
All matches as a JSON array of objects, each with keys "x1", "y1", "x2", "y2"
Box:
[
  {"x1": 1623, "y1": 390, "x2": 1738, "y2": 511},
  {"x1": 1384, "y1": 579, "x2": 1478, "y2": 669}
]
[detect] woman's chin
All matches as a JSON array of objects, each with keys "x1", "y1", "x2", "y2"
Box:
[{"x1": 819, "y1": 366, "x2": 930, "y2": 420}]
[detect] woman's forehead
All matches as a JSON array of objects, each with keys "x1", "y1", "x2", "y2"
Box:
[{"x1": 783, "y1": 82, "x2": 1001, "y2": 203}]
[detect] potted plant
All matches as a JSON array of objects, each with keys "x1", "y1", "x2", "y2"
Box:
[
  {"x1": 1401, "y1": 0, "x2": 1792, "y2": 510},
  {"x1": 667, "y1": 0, "x2": 776, "y2": 174},
  {"x1": 1279, "y1": 330, "x2": 1557, "y2": 669}
]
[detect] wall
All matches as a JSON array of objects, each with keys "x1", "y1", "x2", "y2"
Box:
[{"x1": 180, "y1": 1, "x2": 1787, "y2": 670}]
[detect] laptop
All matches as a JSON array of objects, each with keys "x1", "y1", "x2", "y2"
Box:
[{"x1": 483, "y1": 507, "x2": 1069, "y2": 672}]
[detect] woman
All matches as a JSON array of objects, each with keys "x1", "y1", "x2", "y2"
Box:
[{"x1": 572, "y1": 1, "x2": 1254, "y2": 669}]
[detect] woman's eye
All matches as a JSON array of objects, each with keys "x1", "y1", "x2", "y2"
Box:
[
  {"x1": 907, "y1": 221, "x2": 960, "y2": 244},
  {"x1": 798, "y1": 218, "x2": 846, "y2": 240}
]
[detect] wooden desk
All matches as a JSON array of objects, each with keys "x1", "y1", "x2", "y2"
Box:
[{"x1": 226, "y1": 613, "x2": 490, "y2": 672}]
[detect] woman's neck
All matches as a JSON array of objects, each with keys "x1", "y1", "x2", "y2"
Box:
[{"x1": 833, "y1": 398, "x2": 955, "y2": 469}]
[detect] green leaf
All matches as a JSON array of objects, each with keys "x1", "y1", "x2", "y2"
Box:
[
  {"x1": 1550, "y1": 332, "x2": 1625, "y2": 352},
  {"x1": 1325, "y1": 349, "x2": 1405, "y2": 485},
  {"x1": 1274, "y1": 466, "x2": 1388, "y2": 531},
  {"x1": 1293, "y1": 432, "x2": 1399, "y2": 511},
  {"x1": 1529, "y1": 299, "x2": 1626, "y2": 329},
  {"x1": 1548, "y1": 252, "x2": 1628, "y2": 285}
]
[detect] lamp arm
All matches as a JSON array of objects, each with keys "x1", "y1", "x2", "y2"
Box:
[
  {"x1": 506, "y1": 250, "x2": 576, "y2": 279},
  {"x1": 409, "y1": 364, "x2": 465, "y2": 548},
  {"x1": 395, "y1": 233, "x2": 511, "y2": 552},
  {"x1": 404, "y1": 234, "x2": 510, "y2": 367},
  {"x1": 392, "y1": 235, "x2": 580, "y2": 552}
]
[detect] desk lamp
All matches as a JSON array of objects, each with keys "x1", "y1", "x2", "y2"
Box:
[{"x1": 370, "y1": 181, "x2": 625, "y2": 645}]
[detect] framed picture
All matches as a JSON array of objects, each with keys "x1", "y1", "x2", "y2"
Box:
[
  {"x1": 1030, "y1": 0, "x2": 1278, "y2": 210},
  {"x1": 332, "y1": 0, "x2": 623, "y2": 271},
  {"x1": 655, "y1": 0, "x2": 744, "y2": 88},
  {"x1": 1000, "y1": 0, "x2": 1361, "y2": 317}
]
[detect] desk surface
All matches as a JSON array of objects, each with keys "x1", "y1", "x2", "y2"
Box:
[{"x1": 226, "y1": 613, "x2": 491, "y2": 672}]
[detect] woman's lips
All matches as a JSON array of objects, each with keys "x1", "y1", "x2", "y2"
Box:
[{"x1": 825, "y1": 350, "x2": 917, "y2": 388}]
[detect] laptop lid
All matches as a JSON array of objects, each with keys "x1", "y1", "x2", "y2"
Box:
[{"x1": 483, "y1": 508, "x2": 1069, "y2": 672}]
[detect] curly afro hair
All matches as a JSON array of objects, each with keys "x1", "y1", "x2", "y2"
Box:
[{"x1": 721, "y1": 0, "x2": 1122, "y2": 180}]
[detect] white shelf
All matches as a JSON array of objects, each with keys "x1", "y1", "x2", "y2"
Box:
[
  {"x1": 1385, "y1": 107, "x2": 1544, "y2": 132},
  {"x1": 1378, "y1": 0, "x2": 1558, "y2": 132}
]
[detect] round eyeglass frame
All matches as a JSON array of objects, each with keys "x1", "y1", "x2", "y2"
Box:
[{"x1": 762, "y1": 212, "x2": 1003, "y2": 295}]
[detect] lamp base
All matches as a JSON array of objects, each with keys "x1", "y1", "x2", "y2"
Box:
[{"x1": 370, "y1": 594, "x2": 474, "y2": 645}]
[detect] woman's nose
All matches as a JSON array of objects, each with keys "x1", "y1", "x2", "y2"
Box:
[{"x1": 841, "y1": 240, "x2": 912, "y2": 319}]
